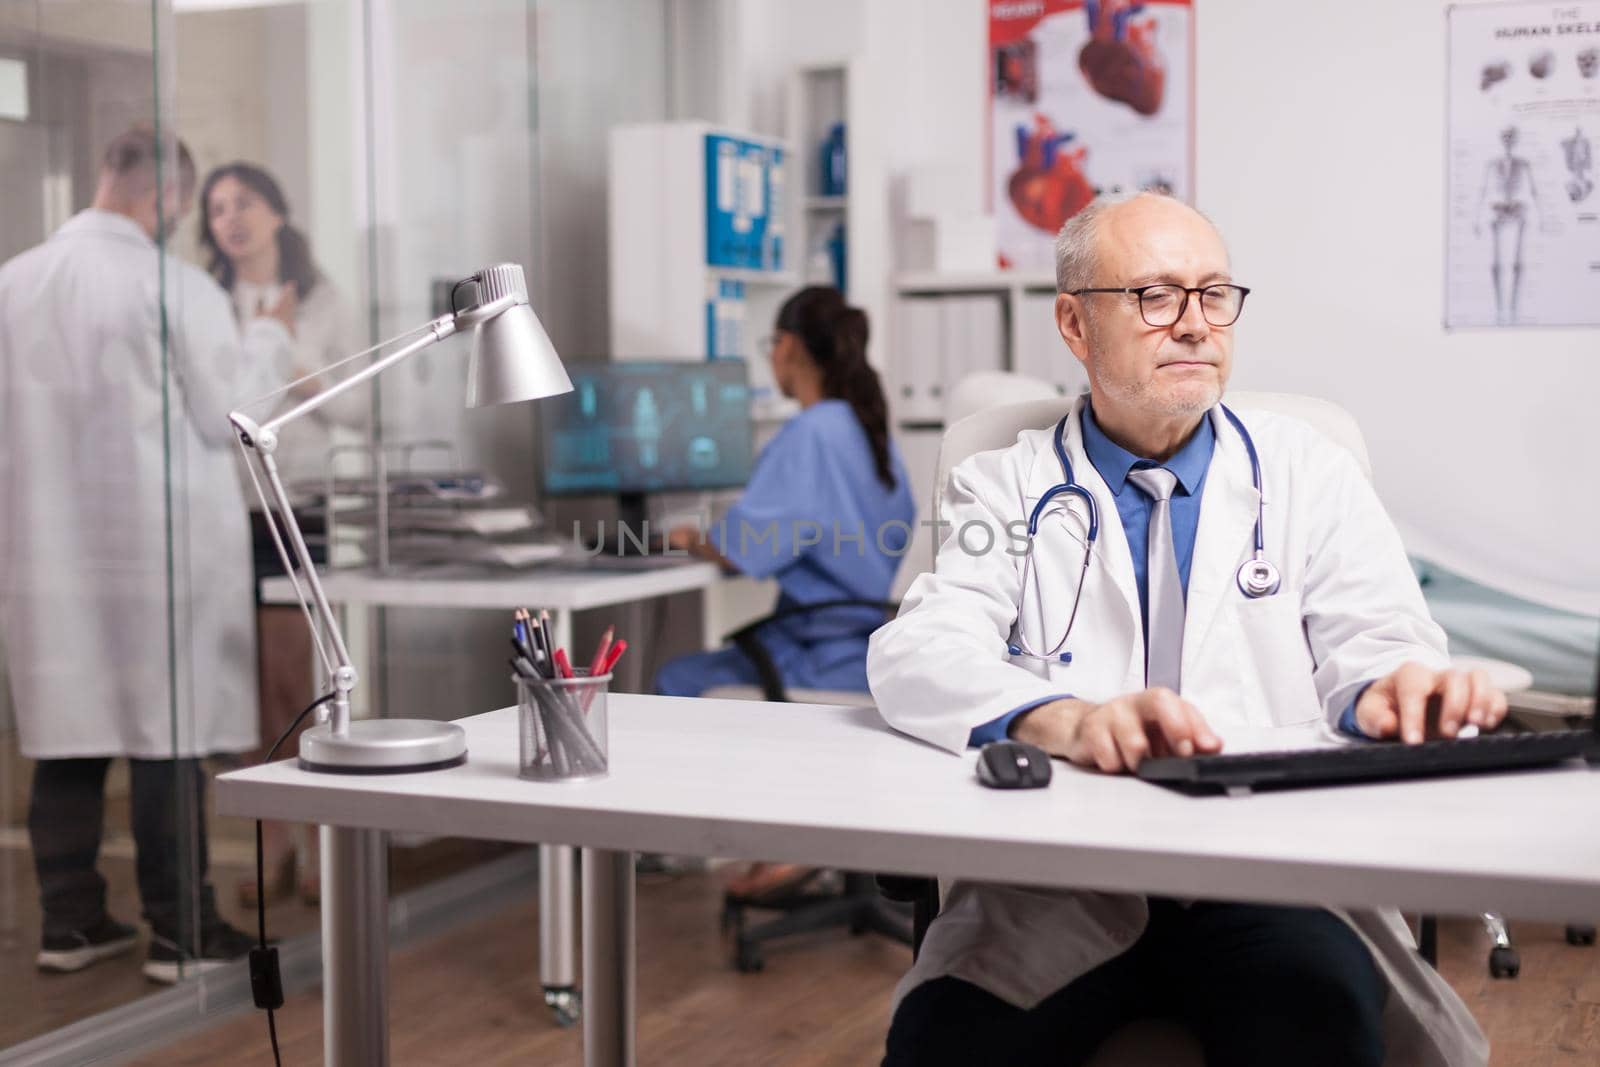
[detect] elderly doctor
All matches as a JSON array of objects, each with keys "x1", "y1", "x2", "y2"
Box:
[
  {"x1": 0, "y1": 128, "x2": 292, "y2": 981},
  {"x1": 867, "y1": 192, "x2": 1504, "y2": 1067}
]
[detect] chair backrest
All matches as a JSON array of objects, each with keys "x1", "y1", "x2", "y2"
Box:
[
  {"x1": 944, "y1": 370, "x2": 1071, "y2": 425},
  {"x1": 933, "y1": 378, "x2": 1373, "y2": 558}
]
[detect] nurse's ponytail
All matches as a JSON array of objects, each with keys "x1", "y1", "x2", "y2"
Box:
[{"x1": 775, "y1": 287, "x2": 897, "y2": 490}]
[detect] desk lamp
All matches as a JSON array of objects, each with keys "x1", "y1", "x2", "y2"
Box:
[{"x1": 230, "y1": 263, "x2": 572, "y2": 773}]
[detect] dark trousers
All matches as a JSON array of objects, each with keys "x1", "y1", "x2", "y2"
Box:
[
  {"x1": 29, "y1": 757, "x2": 219, "y2": 941},
  {"x1": 884, "y1": 899, "x2": 1387, "y2": 1067}
]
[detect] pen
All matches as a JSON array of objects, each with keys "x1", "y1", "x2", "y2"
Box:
[
  {"x1": 511, "y1": 658, "x2": 570, "y2": 772},
  {"x1": 549, "y1": 685, "x2": 605, "y2": 769},
  {"x1": 553, "y1": 647, "x2": 575, "y2": 680},
  {"x1": 515, "y1": 664, "x2": 600, "y2": 772}
]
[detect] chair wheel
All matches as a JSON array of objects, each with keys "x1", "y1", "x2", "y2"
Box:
[
  {"x1": 1565, "y1": 924, "x2": 1596, "y2": 946},
  {"x1": 1489, "y1": 946, "x2": 1520, "y2": 979},
  {"x1": 735, "y1": 940, "x2": 765, "y2": 973}
]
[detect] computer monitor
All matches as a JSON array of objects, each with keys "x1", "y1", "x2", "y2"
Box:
[{"x1": 540, "y1": 359, "x2": 755, "y2": 531}]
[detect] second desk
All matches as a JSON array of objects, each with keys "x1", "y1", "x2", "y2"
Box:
[{"x1": 261, "y1": 558, "x2": 723, "y2": 1022}]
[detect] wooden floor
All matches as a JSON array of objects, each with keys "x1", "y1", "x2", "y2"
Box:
[
  {"x1": 0, "y1": 832, "x2": 512, "y2": 1050},
  {"x1": 134, "y1": 868, "x2": 1600, "y2": 1067}
]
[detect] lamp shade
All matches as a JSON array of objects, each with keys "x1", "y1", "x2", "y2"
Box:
[{"x1": 463, "y1": 263, "x2": 573, "y2": 407}]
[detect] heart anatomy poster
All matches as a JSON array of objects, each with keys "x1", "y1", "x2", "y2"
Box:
[
  {"x1": 1446, "y1": 2, "x2": 1600, "y2": 328},
  {"x1": 989, "y1": 0, "x2": 1193, "y2": 271}
]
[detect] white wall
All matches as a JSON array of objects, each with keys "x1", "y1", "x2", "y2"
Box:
[
  {"x1": 172, "y1": 5, "x2": 311, "y2": 267},
  {"x1": 1195, "y1": 0, "x2": 1597, "y2": 615},
  {"x1": 729, "y1": 0, "x2": 1599, "y2": 614}
]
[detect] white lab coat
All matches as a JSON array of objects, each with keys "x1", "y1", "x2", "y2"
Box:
[
  {"x1": 866, "y1": 396, "x2": 1488, "y2": 1066},
  {"x1": 0, "y1": 209, "x2": 293, "y2": 758}
]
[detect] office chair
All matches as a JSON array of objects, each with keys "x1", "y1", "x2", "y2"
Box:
[{"x1": 705, "y1": 598, "x2": 917, "y2": 973}]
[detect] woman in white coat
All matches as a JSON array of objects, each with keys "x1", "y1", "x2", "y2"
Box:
[
  {"x1": 867, "y1": 193, "x2": 1503, "y2": 1067},
  {"x1": 198, "y1": 161, "x2": 364, "y2": 906},
  {"x1": 0, "y1": 128, "x2": 292, "y2": 980}
]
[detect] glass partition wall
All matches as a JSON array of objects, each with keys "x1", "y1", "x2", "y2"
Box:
[
  {"x1": 2, "y1": 0, "x2": 667, "y2": 1055},
  {"x1": 0, "y1": 0, "x2": 210, "y2": 1044}
]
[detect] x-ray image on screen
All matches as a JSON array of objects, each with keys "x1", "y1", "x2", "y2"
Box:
[{"x1": 540, "y1": 359, "x2": 754, "y2": 496}]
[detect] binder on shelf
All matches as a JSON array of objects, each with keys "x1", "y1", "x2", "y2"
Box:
[
  {"x1": 705, "y1": 278, "x2": 747, "y2": 360},
  {"x1": 893, "y1": 297, "x2": 945, "y2": 424},
  {"x1": 705, "y1": 133, "x2": 786, "y2": 273},
  {"x1": 1013, "y1": 289, "x2": 1087, "y2": 397},
  {"x1": 938, "y1": 294, "x2": 1005, "y2": 409}
]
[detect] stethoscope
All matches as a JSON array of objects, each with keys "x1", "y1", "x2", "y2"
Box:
[{"x1": 1009, "y1": 404, "x2": 1280, "y2": 664}]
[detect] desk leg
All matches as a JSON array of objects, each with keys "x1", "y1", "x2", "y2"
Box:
[
  {"x1": 539, "y1": 607, "x2": 582, "y2": 1024},
  {"x1": 539, "y1": 843, "x2": 579, "y2": 1024},
  {"x1": 321, "y1": 825, "x2": 389, "y2": 1067},
  {"x1": 582, "y1": 847, "x2": 635, "y2": 1067}
]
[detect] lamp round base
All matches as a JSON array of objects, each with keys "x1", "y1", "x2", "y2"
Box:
[{"x1": 298, "y1": 719, "x2": 467, "y2": 774}]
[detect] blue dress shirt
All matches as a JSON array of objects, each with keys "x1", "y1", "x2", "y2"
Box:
[{"x1": 970, "y1": 405, "x2": 1365, "y2": 746}]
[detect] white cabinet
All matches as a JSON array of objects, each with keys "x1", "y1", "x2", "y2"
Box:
[{"x1": 607, "y1": 121, "x2": 797, "y2": 414}]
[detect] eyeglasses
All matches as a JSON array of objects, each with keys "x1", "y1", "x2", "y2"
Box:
[{"x1": 1068, "y1": 283, "x2": 1251, "y2": 328}]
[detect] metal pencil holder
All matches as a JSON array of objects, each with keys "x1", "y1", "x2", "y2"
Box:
[{"x1": 517, "y1": 670, "x2": 610, "y2": 781}]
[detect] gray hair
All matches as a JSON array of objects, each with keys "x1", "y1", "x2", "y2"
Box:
[{"x1": 1053, "y1": 191, "x2": 1219, "y2": 293}]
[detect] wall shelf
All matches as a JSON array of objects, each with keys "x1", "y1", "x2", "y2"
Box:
[
  {"x1": 787, "y1": 64, "x2": 853, "y2": 295},
  {"x1": 709, "y1": 267, "x2": 800, "y2": 287},
  {"x1": 894, "y1": 270, "x2": 1056, "y2": 294}
]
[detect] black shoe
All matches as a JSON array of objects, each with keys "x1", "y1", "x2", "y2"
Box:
[
  {"x1": 37, "y1": 917, "x2": 139, "y2": 973},
  {"x1": 143, "y1": 921, "x2": 256, "y2": 985}
]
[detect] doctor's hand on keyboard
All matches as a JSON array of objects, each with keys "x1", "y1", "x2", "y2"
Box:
[
  {"x1": 1353, "y1": 661, "x2": 1509, "y2": 744},
  {"x1": 1010, "y1": 689, "x2": 1223, "y2": 775}
]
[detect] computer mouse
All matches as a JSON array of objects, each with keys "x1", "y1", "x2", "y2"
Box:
[{"x1": 976, "y1": 740, "x2": 1053, "y2": 789}]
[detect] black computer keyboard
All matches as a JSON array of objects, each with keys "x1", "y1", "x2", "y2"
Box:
[{"x1": 1136, "y1": 729, "x2": 1599, "y2": 794}]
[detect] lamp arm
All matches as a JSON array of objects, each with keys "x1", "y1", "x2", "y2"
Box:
[
  {"x1": 232, "y1": 422, "x2": 361, "y2": 738},
  {"x1": 226, "y1": 304, "x2": 485, "y2": 741},
  {"x1": 248, "y1": 291, "x2": 519, "y2": 437},
  {"x1": 259, "y1": 313, "x2": 459, "y2": 437}
]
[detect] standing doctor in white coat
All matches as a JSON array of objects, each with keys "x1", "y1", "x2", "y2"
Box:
[
  {"x1": 0, "y1": 128, "x2": 294, "y2": 981},
  {"x1": 868, "y1": 192, "x2": 1505, "y2": 1067}
]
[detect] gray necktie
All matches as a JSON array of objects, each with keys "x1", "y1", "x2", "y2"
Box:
[{"x1": 1126, "y1": 466, "x2": 1184, "y2": 692}]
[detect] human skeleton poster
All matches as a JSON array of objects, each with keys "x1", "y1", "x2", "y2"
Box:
[{"x1": 1447, "y1": 2, "x2": 1600, "y2": 328}]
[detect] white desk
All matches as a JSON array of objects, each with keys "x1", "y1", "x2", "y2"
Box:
[
  {"x1": 217, "y1": 695, "x2": 1600, "y2": 1067},
  {"x1": 259, "y1": 560, "x2": 721, "y2": 1023}
]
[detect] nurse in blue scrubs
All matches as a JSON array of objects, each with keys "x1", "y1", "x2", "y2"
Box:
[{"x1": 656, "y1": 286, "x2": 916, "y2": 698}]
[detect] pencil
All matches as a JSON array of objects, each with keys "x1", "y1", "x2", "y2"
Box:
[
  {"x1": 538, "y1": 609, "x2": 556, "y2": 669},
  {"x1": 587, "y1": 625, "x2": 614, "y2": 676}
]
